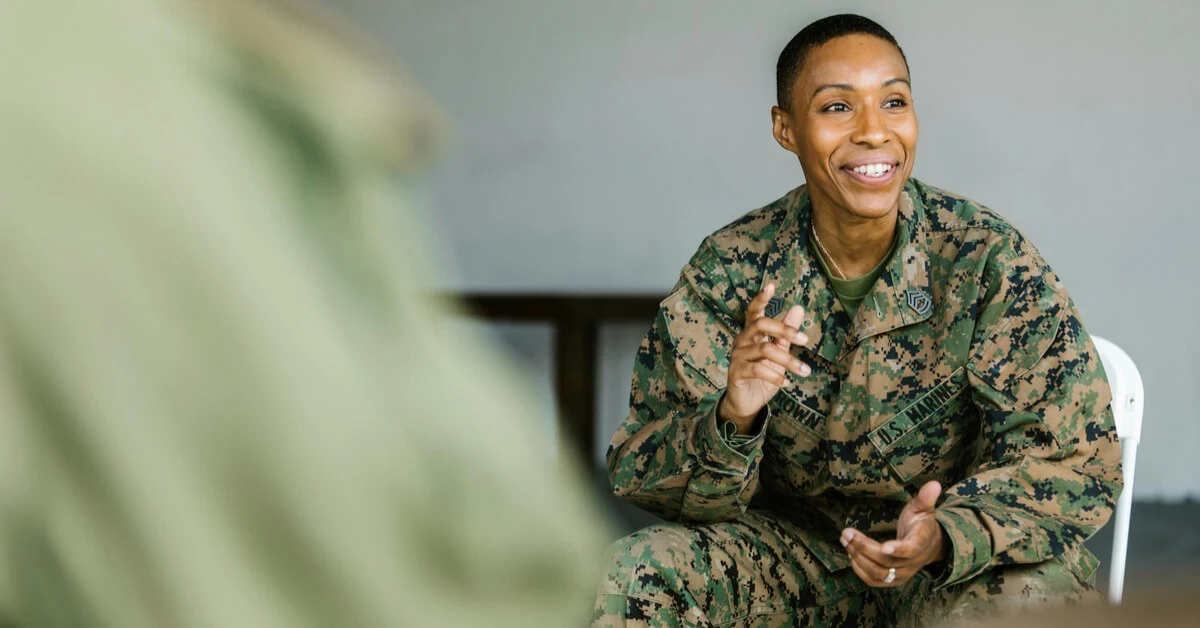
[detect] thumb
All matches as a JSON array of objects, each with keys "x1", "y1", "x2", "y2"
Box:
[
  {"x1": 912, "y1": 480, "x2": 942, "y2": 514},
  {"x1": 782, "y1": 304, "x2": 805, "y2": 329},
  {"x1": 776, "y1": 306, "x2": 806, "y2": 348}
]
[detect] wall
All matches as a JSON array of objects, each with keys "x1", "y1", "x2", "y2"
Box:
[{"x1": 329, "y1": 0, "x2": 1200, "y2": 500}]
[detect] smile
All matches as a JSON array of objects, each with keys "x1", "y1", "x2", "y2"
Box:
[
  {"x1": 851, "y1": 162, "x2": 892, "y2": 177},
  {"x1": 841, "y1": 161, "x2": 899, "y2": 186}
]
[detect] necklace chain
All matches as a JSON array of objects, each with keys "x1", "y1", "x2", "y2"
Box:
[{"x1": 810, "y1": 222, "x2": 848, "y2": 280}]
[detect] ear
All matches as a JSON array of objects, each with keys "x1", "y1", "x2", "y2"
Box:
[{"x1": 771, "y1": 106, "x2": 799, "y2": 155}]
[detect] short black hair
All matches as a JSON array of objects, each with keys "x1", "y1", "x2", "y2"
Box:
[{"x1": 776, "y1": 14, "x2": 908, "y2": 111}]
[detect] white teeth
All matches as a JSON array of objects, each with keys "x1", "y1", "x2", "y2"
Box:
[{"x1": 853, "y1": 163, "x2": 892, "y2": 177}]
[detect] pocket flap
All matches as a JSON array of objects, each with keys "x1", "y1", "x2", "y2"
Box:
[
  {"x1": 869, "y1": 368, "x2": 967, "y2": 454},
  {"x1": 870, "y1": 369, "x2": 969, "y2": 483},
  {"x1": 661, "y1": 286, "x2": 737, "y2": 389},
  {"x1": 967, "y1": 277, "x2": 1065, "y2": 393}
]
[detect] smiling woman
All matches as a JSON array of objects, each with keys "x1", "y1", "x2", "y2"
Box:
[
  {"x1": 594, "y1": 14, "x2": 1122, "y2": 627},
  {"x1": 774, "y1": 31, "x2": 917, "y2": 237}
]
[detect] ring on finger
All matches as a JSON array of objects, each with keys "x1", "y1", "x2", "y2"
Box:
[{"x1": 883, "y1": 567, "x2": 896, "y2": 584}]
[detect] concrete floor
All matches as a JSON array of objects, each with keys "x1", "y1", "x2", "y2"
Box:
[
  {"x1": 1084, "y1": 500, "x2": 1200, "y2": 598},
  {"x1": 593, "y1": 472, "x2": 1200, "y2": 601}
]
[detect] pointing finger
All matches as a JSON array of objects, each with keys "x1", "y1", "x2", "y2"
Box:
[{"x1": 746, "y1": 283, "x2": 775, "y2": 321}]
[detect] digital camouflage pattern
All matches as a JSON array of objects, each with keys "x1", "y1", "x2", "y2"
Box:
[
  {"x1": 592, "y1": 512, "x2": 1098, "y2": 626},
  {"x1": 596, "y1": 178, "x2": 1121, "y2": 625}
]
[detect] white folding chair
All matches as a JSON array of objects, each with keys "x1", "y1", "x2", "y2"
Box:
[{"x1": 1091, "y1": 336, "x2": 1144, "y2": 605}]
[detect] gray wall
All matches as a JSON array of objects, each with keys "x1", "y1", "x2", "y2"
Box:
[{"x1": 330, "y1": 0, "x2": 1200, "y2": 500}]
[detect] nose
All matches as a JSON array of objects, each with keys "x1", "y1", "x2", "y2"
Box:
[{"x1": 850, "y1": 105, "x2": 888, "y2": 148}]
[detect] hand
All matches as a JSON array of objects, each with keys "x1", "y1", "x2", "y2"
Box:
[
  {"x1": 840, "y1": 481, "x2": 948, "y2": 588},
  {"x1": 717, "y1": 283, "x2": 811, "y2": 434}
]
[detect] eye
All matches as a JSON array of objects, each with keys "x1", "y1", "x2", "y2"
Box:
[
  {"x1": 883, "y1": 97, "x2": 908, "y2": 109},
  {"x1": 821, "y1": 102, "x2": 850, "y2": 113}
]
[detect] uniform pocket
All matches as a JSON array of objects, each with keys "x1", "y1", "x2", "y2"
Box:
[
  {"x1": 760, "y1": 390, "x2": 827, "y2": 496},
  {"x1": 967, "y1": 276, "x2": 1066, "y2": 394},
  {"x1": 869, "y1": 368, "x2": 971, "y2": 485},
  {"x1": 1066, "y1": 544, "x2": 1101, "y2": 588},
  {"x1": 661, "y1": 286, "x2": 736, "y2": 390}
]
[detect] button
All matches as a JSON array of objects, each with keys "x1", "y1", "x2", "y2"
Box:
[{"x1": 801, "y1": 319, "x2": 812, "y2": 329}]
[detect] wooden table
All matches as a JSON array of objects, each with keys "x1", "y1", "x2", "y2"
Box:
[{"x1": 460, "y1": 293, "x2": 662, "y2": 461}]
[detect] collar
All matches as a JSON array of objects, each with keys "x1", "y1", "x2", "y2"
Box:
[{"x1": 760, "y1": 180, "x2": 935, "y2": 364}]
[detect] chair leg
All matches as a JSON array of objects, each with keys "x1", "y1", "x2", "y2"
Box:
[{"x1": 1108, "y1": 438, "x2": 1138, "y2": 604}]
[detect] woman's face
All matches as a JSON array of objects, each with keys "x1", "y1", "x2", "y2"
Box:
[{"x1": 773, "y1": 33, "x2": 918, "y2": 221}]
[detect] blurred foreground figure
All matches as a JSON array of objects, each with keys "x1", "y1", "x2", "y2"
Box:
[{"x1": 0, "y1": 0, "x2": 607, "y2": 626}]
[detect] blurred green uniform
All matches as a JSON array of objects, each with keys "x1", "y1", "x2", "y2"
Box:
[{"x1": 0, "y1": 1, "x2": 607, "y2": 626}]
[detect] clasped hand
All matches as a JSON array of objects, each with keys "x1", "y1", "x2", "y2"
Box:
[{"x1": 840, "y1": 481, "x2": 949, "y2": 588}]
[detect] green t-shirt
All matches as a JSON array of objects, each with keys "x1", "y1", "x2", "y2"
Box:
[{"x1": 812, "y1": 233, "x2": 898, "y2": 318}]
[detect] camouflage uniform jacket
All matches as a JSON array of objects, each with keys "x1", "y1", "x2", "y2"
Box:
[{"x1": 608, "y1": 178, "x2": 1122, "y2": 588}]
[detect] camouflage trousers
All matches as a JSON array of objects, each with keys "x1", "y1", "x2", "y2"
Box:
[{"x1": 591, "y1": 511, "x2": 1100, "y2": 627}]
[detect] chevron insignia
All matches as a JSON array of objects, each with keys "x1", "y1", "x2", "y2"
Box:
[
  {"x1": 765, "y1": 297, "x2": 785, "y2": 318},
  {"x1": 906, "y1": 289, "x2": 932, "y2": 316}
]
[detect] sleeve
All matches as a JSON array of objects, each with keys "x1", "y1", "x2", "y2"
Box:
[
  {"x1": 606, "y1": 241, "x2": 769, "y2": 523},
  {"x1": 933, "y1": 248, "x2": 1123, "y2": 587}
]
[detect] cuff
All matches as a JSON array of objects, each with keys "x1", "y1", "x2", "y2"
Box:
[
  {"x1": 721, "y1": 404, "x2": 770, "y2": 453},
  {"x1": 932, "y1": 506, "x2": 994, "y2": 588},
  {"x1": 693, "y1": 392, "x2": 768, "y2": 474}
]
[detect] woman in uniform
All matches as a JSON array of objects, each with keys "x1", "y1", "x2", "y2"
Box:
[{"x1": 593, "y1": 13, "x2": 1121, "y2": 627}]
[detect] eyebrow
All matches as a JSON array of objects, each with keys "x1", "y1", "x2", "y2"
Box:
[{"x1": 811, "y1": 77, "x2": 911, "y2": 99}]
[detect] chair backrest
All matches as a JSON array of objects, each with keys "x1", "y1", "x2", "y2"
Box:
[
  {"x1": 1093, "y1": 336, "x2": 1144, "y2": 443},
  {"x1": 1090, "y1": 335, "x2": 1144, "y2": 605}
]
